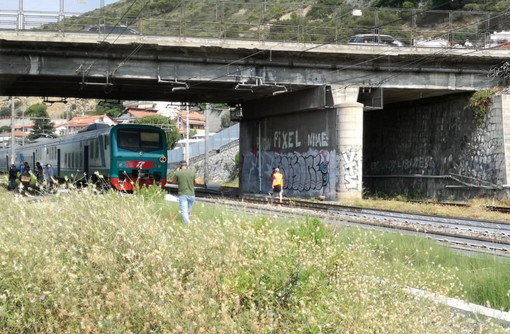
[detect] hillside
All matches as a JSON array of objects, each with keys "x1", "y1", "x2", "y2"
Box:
[
  {"x1": 53, "y1": 0, "x2": 510, "y2": 48},
  {"x1": 0, "y1": 98, "x2": 98, "y2": 119}
]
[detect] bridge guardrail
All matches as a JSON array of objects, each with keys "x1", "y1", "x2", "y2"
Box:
[{"x1": 0, "y1": 3, "x2": 503, "y2": 48}]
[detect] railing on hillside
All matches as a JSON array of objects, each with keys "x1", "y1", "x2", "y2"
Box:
[
  {"x1": 168, "y1": 123, "x2": 239, "y2": 167},
  {"x1": 1, "y1": 1, "x2": 507, "y2": 48}
]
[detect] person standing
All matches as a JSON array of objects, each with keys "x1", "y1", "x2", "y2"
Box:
[
  {"x1": 19, "y1": 164, "x2": 31, "y2": 196},
  {"x1": 271, "y1": 167, "x2": 284, "y2": 203},
  {"x1": 35, "y1": 162, "x2": 44, "y2": 185},
  {"x1": 172, "y1": 160, "x2": 200, "y2": 224},
  {"x1": 44, "y1": 164, "x2": 55, "y2": 188},
  {"x1": 8, "y1": 164, "x2": 19, "y2": 190}
]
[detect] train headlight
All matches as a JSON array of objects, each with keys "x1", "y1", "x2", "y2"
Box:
[{"x1": 160, "y1": 156, "x2": 167, "y2": 163}]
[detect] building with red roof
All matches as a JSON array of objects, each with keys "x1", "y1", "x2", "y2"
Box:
[{"x1": 55, "y1": 115, "x2": 117, "y2": 135}]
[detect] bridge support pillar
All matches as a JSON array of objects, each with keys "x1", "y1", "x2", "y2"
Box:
[{"x1": 331, "y1": 86, "x2": 363, "y2": 201}]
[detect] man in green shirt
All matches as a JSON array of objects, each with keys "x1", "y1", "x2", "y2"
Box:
[{"x1": 172, "y1": 160, "x2": 199, "y2": 224}]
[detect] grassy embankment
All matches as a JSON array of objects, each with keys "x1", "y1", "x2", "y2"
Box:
[{"x1": 0, "y1": 185, "x2": 508, "y2": 332}]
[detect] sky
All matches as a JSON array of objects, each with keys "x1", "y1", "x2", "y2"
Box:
[{"x1": 1, "y1": 0, "x2": 120, "y2": 13}]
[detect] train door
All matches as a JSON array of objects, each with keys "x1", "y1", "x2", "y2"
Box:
[
  {"x1": 57, "y1": 149, "x2": 61, "y2": 177},
  {"x1": 83, "y1": 145, "x2": 89, "y2": 179}
]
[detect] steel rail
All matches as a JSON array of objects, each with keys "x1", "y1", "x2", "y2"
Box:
[{"x1": 194, "y1": 193, "x2": 510, "y2": 257}]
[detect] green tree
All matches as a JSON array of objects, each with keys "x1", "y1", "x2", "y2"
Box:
[
  {"x1": 0, "y1": 106, "x2": 11, "y2": 117},
  {"x1": 220, "y1": 111, "x2": 237, "y2": 129},
  {"x1": 1, "y1": 100, "x2": 24, "y2": 116},
  {"x1": 25, "y1": 103, "x2": 56, "y2": 140},
  {"x1": 133, "y1": 115, "x2": 180, "y2": 149},
  {"x1": 95, "y1": 100, "x2": 123, "y2": 118},
  {"x1": 0, "y1": 125, "x2": 10, "y2": 132},
  {"x1": 429, "y1": 0, "x2": 467, "y2": 10},
  {"x1": 24, "y1": 103, "x2": 47, "y2": 117}
]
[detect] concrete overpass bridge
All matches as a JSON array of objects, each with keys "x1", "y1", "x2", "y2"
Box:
[
  {"x1": 0, "y1": 30, "x2": 505, "y2": 104},
  {"x1": 1, "y1": 31, "x2": 509, "y2": 200}
]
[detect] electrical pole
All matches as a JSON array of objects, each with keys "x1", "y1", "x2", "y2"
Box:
[
  {"x1": 185, "y1": 103, "x2": 190, "y2": 164},
  {"x1": 21, "y1": 108, "x2": 25, "y2": 146},
  {"x1": 204, "y1": 103, "x2": 210, "y2": 188},
  {"x1": 10, "y1": 97, "x2": 15, "y2": 165}
]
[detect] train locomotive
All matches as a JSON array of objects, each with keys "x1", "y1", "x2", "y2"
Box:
[{"x1": 0, "y1": 123, "x2": 168, "y2": 191}]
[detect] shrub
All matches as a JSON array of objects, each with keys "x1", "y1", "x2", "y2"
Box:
[{"x1": 469, "y1": 89, "x2": 496, "y2": 126}]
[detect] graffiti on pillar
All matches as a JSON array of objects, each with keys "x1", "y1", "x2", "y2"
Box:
[
  {"x1": 264, "y1": 130, "x2": 329, "y2": 150},
  {"x1": 342, "y1": 148, "x2": 361, "y2": 190},
  {"x1": 307, "y1": 131, "x2": 329, "y2": 147},
  {"x1": 271, "y1": 150, "x2": 332, "y2": 192},
  {"x1": 241, "y1": 149, "x2": 336, "y2": 196},
  {"x1": 369, "y1": 155, "x2": 435, "y2": 174},
  {"x1": 273, "y1": 130, "x2": 302, "y2": 149}
]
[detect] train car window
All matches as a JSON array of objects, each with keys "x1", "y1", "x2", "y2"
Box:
[
  {"x1": 104, "y1": 135, "x2": 109, "y2": 150},
  {"x1": 140, "y1": 132, "x2": 160, "y2": 149},
  {"x1": 117, "y1": 129, "x2": 162, "y2": 152},
  {"x1": 118, "y1": 130, "x2": 140, "y2": 149},
  {"x1": 64, "y1": 153, "x2": 68, "y2": 166},
  {"x1": 95, "y1": 139, "x2": 99, "y2": 159}
]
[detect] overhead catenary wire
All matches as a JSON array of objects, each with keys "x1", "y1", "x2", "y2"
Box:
[
  {"x1": 181, "y1": 0, "x2": 500, "y2": 94},
  {"x1": 78, "y1": 0, "x2": 152, "y2": 84}
]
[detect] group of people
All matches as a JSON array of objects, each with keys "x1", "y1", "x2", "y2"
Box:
[
  {"x1": 8, "y1": 161, "x2": 55, "y2": 194},
  {"x1": 172, "y1": 161, "x2": 285, "y2": 224}
]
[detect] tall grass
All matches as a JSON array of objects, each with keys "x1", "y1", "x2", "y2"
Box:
[
  {"x1": 0, "y1": 187, "x2": 506, "y2": 333},
  {"x1": 336, "y1": 229, "x2": 510, "y2": 310}
]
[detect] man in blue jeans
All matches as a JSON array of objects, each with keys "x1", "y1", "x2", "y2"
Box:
[{"x1": 172, "y1": 160, "x2": 200, "y2": 224}]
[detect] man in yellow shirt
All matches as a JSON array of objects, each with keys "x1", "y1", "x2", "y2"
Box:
[{"x1": 271, "y1": 168, "x2": 284, "y2": 203}]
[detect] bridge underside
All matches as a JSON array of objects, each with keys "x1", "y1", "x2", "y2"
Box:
[
  {"x1": 1, "y1": 73, "x2": 455, "y2": 105},
  {"x1": 1, "y1": 33, "x2": 508, "y2": 201}
]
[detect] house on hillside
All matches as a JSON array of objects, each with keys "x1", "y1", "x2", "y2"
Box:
[
  {"x1": 14, "y1": 123, "x2": 33, "y2": 138},
  {"x1": 116, "y1": 109, "x2": 159, "y2": 124},
  {"x1": 0, "y1": 130, "x2": 29, "y2": 147},
  {"x1": 177, "y1": 109, "x2": 205, "y2": 137},
  {"x1": 55, "y1": 115, "x2": 117, "y2": 135},
  {"x1": 123, "y1": 101, "x2": 181, "y2": 119}
]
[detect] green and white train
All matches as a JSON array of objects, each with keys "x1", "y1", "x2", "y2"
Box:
[{"x1": 0, "y1": 124, "x2": 168, "y2": 191}]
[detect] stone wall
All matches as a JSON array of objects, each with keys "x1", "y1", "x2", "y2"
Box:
[
  {"x1": 364, "y1": 92, "x2": 509, "y2": 200},
  {"x1": 189, "y1": 140, "x2": 239, "y2": 183}
]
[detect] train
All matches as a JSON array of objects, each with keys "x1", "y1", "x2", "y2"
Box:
[{"x1": 0, "y1": 123, "x2": 168, "y2": 191}]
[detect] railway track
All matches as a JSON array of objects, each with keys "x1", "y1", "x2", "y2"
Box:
[{"x1": 190, "y1": 189, "x2": 510, "y2": 257}]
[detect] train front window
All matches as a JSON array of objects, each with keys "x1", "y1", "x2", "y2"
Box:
[
  {"x1": 118, "y1": 129, "x2": 162, "y2": 152},
  {"x1": 140, "y1": 131, "x2": 160, "y2": 149}
]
